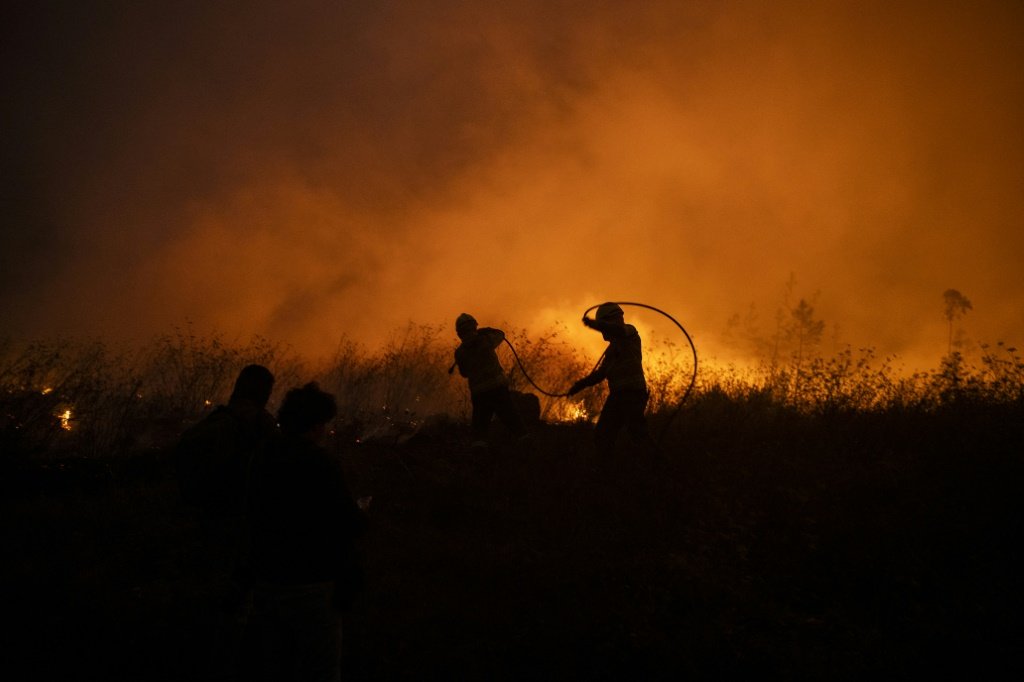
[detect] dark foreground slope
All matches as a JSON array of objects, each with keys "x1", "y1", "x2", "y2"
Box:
[{"x1": 2, "y1": 403, "x2": 1022, "y2": 680}]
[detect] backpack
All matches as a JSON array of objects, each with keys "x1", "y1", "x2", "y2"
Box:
[{"x1": 173, "y1": 406, "x2": 253, "y2": 517}]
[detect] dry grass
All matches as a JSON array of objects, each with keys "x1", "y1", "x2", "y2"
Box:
[{"x1": 1, "y1": 325, "x2": 1021, "y2": 679}]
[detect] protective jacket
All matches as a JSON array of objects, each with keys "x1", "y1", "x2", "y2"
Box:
[
  {"x1": 577, "y1": 322, "x2": 647, "y2": 393},
  {"x1": 454, "y1": 327, "x2": 508, "y2": 395},
  {"x1": 248, "y1": 435, "x2": 365, "y2": 586}
]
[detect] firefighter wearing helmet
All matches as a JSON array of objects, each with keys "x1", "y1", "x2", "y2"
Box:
[{"x1": 568, "y1": 303, "x2": 656, "y2": 455}]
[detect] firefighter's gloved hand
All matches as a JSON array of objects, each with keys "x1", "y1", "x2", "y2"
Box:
[
  {"x1": 568, "y1": 380, "x2": 586, "y2": 396},
  {"x1": 582, "y1": 316, "x2": 595, "y2": 328}
]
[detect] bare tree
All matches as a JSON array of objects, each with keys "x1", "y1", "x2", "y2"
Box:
[
  {"x1": 942, "y1": 289, "x2": 973, "y2": 355},
  {"x1": 788, "y1": 298, "x2": 826, "y2": 369}
]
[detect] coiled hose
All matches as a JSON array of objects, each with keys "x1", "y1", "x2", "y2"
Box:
[{"x1": 505, "y1": 301, "x2": 698, "y2": 441}]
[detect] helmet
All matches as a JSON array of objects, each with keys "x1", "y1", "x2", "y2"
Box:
[
  {"x1": 595, "y1": 302, "x2": 624, "y2": 321},
  {"x1": 455, "y1": 313, "x2": 478, "y2": 333}
]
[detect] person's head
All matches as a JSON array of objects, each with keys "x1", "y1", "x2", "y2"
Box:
[
  {"x1": 276, "y1": 382, "x2": 337, "y2": 439},
  {"x1": 229, "y1": 364, "x2": 274, "y2": 408},
  {"x1": 455, "y1": 313, "x2": 478, "y2": 340},
  {"x1": 595, "y1": 302, "x2": 625, "y2": 341},
  {"x1": 595, "y1": 302, "x2": 625, "y2": 325}
]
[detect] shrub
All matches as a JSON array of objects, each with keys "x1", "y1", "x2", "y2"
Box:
[{"x1": 2, "y1": 323, "x2": 1022, "y2": 461}]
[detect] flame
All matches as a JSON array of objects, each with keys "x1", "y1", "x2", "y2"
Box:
[
  {"x1": 41, "y1": 387, "x2": 54, "y2": 395},
  {"x1": 59, "y1": 408, "x2": 73, "y2": 431},
  {"x1": 552, "y1": 400, "x2": 590, "y2": 423}
]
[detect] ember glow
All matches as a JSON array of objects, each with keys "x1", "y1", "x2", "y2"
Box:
[
  {"x1": 2, "y1": 1, "x2": 1023, "y2": 370},
  {"x1": 554, "y1": 401, "x2": 591, "y2": 424}
]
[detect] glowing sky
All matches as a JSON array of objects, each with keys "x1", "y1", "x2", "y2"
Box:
[{"x1": 3, "y1": 0, "x2": 1023, "y2": 367}]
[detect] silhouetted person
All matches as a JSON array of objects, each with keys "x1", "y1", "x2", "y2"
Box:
[
  {"x1": 227, "y1": 363, "x2": 277, "y2": 452},
  {"x1": 173, "y1": 363, "x2": 277, "y2": 679},
  {"x1": 569, "y1": 303, "x2": 657, "y2": 455},
  {"x1": 218, "y1": 362, "x2": 278, "y2": 589},
  {"x1": 244, "y1": 382, "x2": 366, "y2": 682},
  {"x1": 453, "y1": 313, "x2": 527, "y2": 449},
  {"x1": 176, "y1": 363, "x2": 277, "y2": 516}
]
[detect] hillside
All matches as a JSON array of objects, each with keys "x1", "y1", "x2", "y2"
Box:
[{"x1": 3, "y1": 398, "x2": 1021, "y2": 680}]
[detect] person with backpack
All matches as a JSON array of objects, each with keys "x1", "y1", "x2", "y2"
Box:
[
  {"x1": 243, "y1": 382, "x2": 367, "y2": 681},
  {"x1": 452, "y1": 312, "x2": 527, "y2": 450},
  {"x1": 568, "y1": 303, "x2": 657, "y2": 456}
]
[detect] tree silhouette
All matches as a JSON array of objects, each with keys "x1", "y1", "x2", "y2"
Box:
[
  {"x1": 788, "y1": 298, "x2": 826, "y2": 366},
  {"x1": 723, "y1": 274, "x2": 828, "y2": 397},
  {"x1": 942, "y1": 289, "x2": 973, "y2": 355},
  {"x1": 786, "y1": 298, "x2": 825, "y2": 399}
]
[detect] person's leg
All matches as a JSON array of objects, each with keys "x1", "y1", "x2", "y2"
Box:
[
  {"x1": 594, "y1": 392, "x2": 627, "y2": 456},
  {"x1": 470, "y1": 391, "x2": 497, "y2": 447},
  {"x1": 251, "y1": 583, "x2": 341, "y2": 682},
  {"x1": 243, "y1": 587, "x2": 296, "y2": 682},
  {"x1": 191, "y1": 514, "x2": 251, "y2": 681},
  {"x1": 493, "y1": 387, "x2": 527, "y2": 439},
  {"x1": 625, "y1": 390, "x2": 658, "y2": 452},
  {"x1": 291, "y1": 584, "x2": 343, "y2": 682}
]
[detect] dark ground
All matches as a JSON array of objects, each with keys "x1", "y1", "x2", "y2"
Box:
[{"x1": 2, "y1": 404, "x2": 1022, "y2": 680}]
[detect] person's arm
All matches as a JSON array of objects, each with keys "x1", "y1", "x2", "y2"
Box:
[
  {"x1": 582, "y1": 316, "x2": 628, "y2": 339},
  {"x1": 323, "y1": 457, "x2": 367, "y2": 612},
  {"x1": 321, "y1": 453, "x2": 368, "y2": 538},
  {"x1": 478, "y1": 327, "x2": 506, "y2": 348},
  {"x1": 568, "y1": 354, "x2": 608, "y2": 395}
]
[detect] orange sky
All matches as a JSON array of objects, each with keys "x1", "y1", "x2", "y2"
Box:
[{"x1": 2, "y1": 0, "x2": 1022, "y2": 369}]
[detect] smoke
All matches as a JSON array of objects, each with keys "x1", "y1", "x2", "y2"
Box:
[{"x1": 2, "y1": 0, "x2": 1023, "y2": 368}]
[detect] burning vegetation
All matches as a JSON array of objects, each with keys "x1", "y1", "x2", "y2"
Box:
[
  {"x1": 0, "y1": 313, "x2": 1021, "y2": 460},
  {"x1": 1, "y1": 318, "x2": 1021, "y2": 679}
]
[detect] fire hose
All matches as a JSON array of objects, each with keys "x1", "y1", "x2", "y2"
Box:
[{"x1": 451, "y1": 302, "x2": 698, "y2": 440}]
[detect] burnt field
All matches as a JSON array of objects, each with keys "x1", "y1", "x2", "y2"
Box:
[
  {"x1": 2, "y1": 400, "x2": 1022, "y2": 680},
  {"x1": 2, "y1": 331, "x2": 1023, "y2": 679}
]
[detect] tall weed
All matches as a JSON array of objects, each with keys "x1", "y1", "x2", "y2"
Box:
[{"x1": 2, "y1": 322, "x2": 1022, "y2": 461}]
